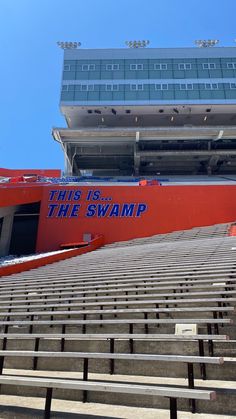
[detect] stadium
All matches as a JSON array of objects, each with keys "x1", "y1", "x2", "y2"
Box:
[{"x1": 0, "y1": 41, "x2": 236, "y2": 418}]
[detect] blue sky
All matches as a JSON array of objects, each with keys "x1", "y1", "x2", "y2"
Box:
[{"x1": 0, "y1": 0, "x2": 235, "y2": 170}]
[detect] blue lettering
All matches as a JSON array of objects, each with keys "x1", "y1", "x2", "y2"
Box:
[
  {"x1": 92, "y1": 190, "x2": 101, "y2": 201},
  {"x1": 49, "y1": 190, "x2": 58, "y2": 201},
  {"x1": 57, "y1": 204, "x2": 70, "y2": 217},
  {"x1": 57, "y1": 190, "x2": 67, "y2": 201},
  {"x1": 47, "y1": 204, "x2": 58, "y2": 217},
  {"x1": 86, "y1": 190, "x2": 93, "y2": 201},
  {"x1": 109, "y1": 204, "x2": 120, "y2": 217},
  {"x1": 86, "y1": 204, "x2": 96, "y2": 217},
  {"x1": 74, "y1": 190, "x2": 82, "y2": 200},
  {"x1": 67, "y1": 190, "x2": 73, "y2": 201},
  {"x1": 121, "y1": 203, "x2": 135, "y2": 217},
  {"x1": 136, "y1": 203, "x2": 147, "y2": 217},
  {"x1": 97, "y1": 204, "x2": 110, "y2": 217},
  {"x1": 70, "y1": 204, "x2": 80, "y2": 217}
]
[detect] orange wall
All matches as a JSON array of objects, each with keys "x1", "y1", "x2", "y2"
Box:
[
  {"x1": 36, "y1": 184, "x2": 236, "y2": 252},
  {"x1": 0, "y1": 185, "x2": 43, "y2": 207},
  {"x1": 0, "y1": 168, "x2": 61, "y2": 177}
]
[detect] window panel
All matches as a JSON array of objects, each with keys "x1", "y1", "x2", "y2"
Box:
[
  {"x1": 178, "y1": 63, "x2": 192, "y2": 70},
  {"x1": 227, "y1": 63, "x2": 236, "y2": 69},
  {"x1": 202, "y1": 63, "x2": 216, "y2": 69},
  {"x1": 82, "y1": 64, "x2": 96, "y2": 71},
  {"x1": 106, "y1": 64, "x2": 120, "y2": 71},
  {"x1": 155, "y1": 84, "x2": 168, "y2": 90},
  {"x1": 61, "y1": 92, "x2": 74, "y2": 101},
  {"x1": 154, "y1": 63, "x2": 167, "y2": 70},
  {"x1": 130, "y1": 64, "x2": 143, "y2": 71},
  {"x1": 205, "y1": 83, "x2": 218, "y2": 90},
  {"x1": 105, "y1": 84, "x2": 119, "y2": 91},
  {"x1": 63, "y1": 72, "x2": 76, "y2": 80}
]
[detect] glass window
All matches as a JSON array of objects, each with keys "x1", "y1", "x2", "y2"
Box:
[
  {"x1": 154, "y1": 63, "x2": 167, "y2": 70},
  {"x1": 178, "y1": 63, "x2": 192, "y2": 70},
  {"x1": 105, "y1": 84, "x2": 119, "y2": 91},
  {"x1": 106, "y1": 64, "x2": 120, "y2": 71},
  {"x1": 205, "y1": 83, "x2": 218, "y2": 89},
  {"x1": 62, "y1": 85, "x2": 68, "y2": 91},
  {"x1": 130, "y1": 64, "x2": 143, "y2": 70},
  {"x1": 82, "y1": 64, "x2": 95, "y2": 71},
  {"x1": 130, "y1": 84, "x2": 143, "y2": 91},
  {"x1": 81, "y1": 84, "x2": 94, "y2": 91},
  {"x1": 64, "y1": 65, "x2": 70, "y2": 71},
  {"x1": 227, "y1": 63, "x2": 236, "y2": 69},
  {"x1": 155, "y1": 84, "x2": 168, "y2": 90},
  {"x1": 230, "y1": 83, "x2": 236, "y2": 89},
  {"x1": 180, "y1": 84, "x2": 193, "y2": 90},
  {"x1": 202, "y1": 63, "x2": 216, "y2": 69}
]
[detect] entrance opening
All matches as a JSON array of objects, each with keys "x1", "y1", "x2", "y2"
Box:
[{"x1": 9, "y1": 202, "x2": 40, "y2": 256}]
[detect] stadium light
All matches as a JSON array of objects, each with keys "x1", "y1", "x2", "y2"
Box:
[
  {"x1": 57, "y1": 42, "x2": 81, "y2": 49},
  {"x1": 195, "y1": 40, "x2": 219, "y2": 48},
  {"x1": 125, "y1": 40, "x2": 150, "y2": 48}
]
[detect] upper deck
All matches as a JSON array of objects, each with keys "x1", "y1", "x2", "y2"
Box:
[{"x1": 60, "y1": 46, "x2": 236, "y2": 128}]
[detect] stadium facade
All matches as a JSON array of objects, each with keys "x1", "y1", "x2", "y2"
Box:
[{"x1": 1, "y1": 43, "x2": 236, "y2": 256}]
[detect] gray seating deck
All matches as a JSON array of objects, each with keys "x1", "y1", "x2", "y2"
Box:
[{"x1": 0, "y1": 223, "x2": 236, "y2": 417}]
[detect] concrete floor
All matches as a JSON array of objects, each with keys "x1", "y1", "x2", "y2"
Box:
[{"x1": 0, "y1": 395, "x2": 234, "y2": 419}]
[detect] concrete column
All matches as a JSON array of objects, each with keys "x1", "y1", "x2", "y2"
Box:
[
  {"x1": 134, "y1": 132, "x2": 140, "y2": 175},
  {"x1": 0, "y1": 207, "x2": 16, "y2": 257}
]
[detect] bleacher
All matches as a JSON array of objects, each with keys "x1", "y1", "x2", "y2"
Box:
[{"x1": 0, "y1": 223, "x2": 235, "y2": 418}]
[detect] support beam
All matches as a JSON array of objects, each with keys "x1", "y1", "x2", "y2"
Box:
[
  {"x1": 134, "y1": 132, "x2": 140, "y2": 175},
  {"x1": 207, "y1": 155, "x2": 220, "y2": 175}
]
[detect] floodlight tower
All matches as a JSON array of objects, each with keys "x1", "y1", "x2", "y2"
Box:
[
  {"x1": 195, "y1": 39, "x2": 219, "y2": 48},
  {"x1": 57, "y1": 42, "x2": 81, "y2": 49},
  {"x1": 125, "y1": 40, "x2": 150, "y2": 48}
]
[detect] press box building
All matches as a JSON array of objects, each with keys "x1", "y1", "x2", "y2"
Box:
[{"x1": 53, "y1": 43, "x2": 236, "y2": 177}]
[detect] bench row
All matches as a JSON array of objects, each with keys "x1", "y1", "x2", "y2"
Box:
[
  {"x1": 0, "y1": 278, "x2": 234, "y2": 298},
  {"x1": 0, "y1": 374, "x2": 216, "y2": 419},
  {"x1": 0, "y1": 296, "x2": 235, "y2": 311}
]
